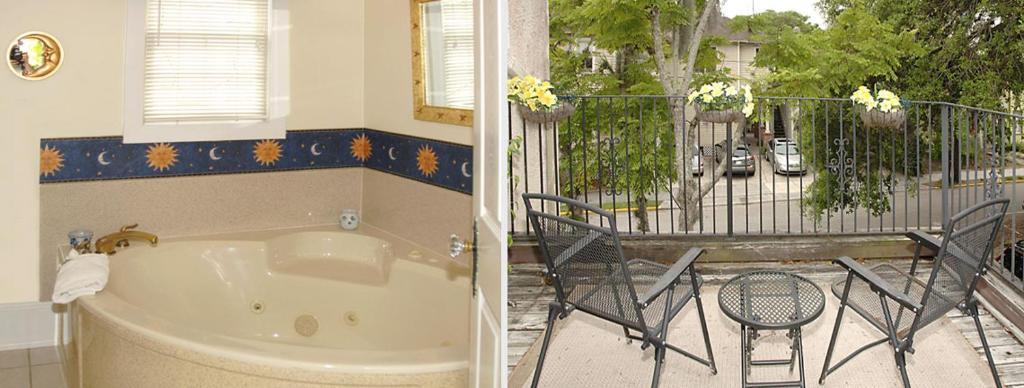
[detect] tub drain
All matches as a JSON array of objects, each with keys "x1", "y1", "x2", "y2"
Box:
[
  {"x1": 343, "y1": 311, "x2": 360, "y2": 327},
  {"x1": 295, "y1": 314, "x2": 319, "y2": 337},
  {"x1": 250, "y1": 301, "x2": 266, "y2": 314}
]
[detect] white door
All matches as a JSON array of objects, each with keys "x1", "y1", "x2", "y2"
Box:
[{"x1": 469, "y1": 0, "x2": 507, "y2": 387}]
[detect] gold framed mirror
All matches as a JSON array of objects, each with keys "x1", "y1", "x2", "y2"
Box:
[
  {"x1": 7, "y1": 31, "x2": 64, "y2": 80},
  {"x1": 410, "y1": 0, "x2": 474, "y2": 127}
]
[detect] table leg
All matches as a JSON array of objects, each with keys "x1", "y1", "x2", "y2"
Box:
[
  {"x1": 788, "y1": 328, "x2": 798, "y2": 372},
  {"x1": 741, "y1": 325, "x2": 749, "y2": 388},
  {"x1": 796, "y1": 328, "x2": 806, "y2": 388}
]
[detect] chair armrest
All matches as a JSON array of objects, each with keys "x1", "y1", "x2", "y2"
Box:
[
  {"x1": 906, "y1": 230, "x2": 941, "y2": 253},
  {"x1": 639, "y1": 248, "x2": 704, "y2": 307},
  {"x1": 834, "y1": 256, "x2": 923, "y2": 312}
]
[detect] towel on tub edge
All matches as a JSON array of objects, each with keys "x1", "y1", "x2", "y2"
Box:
[{"x1": 52, "y1": 250, "x2": 109, "y2": 304}]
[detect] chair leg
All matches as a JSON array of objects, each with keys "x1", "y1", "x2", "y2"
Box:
[
  {"x1": 694, "y1": 285, "x2": 718, "y2": 374},
  {"x1": 895, "y1": 350, "x2": 911, "y2": 388},
  {"x1": 971, "y1": 304, "x2": 1003, "y2": 388},
  {"x1": 820, "y1": 275, "x2": 853, "y2": 384},
  {"x1": 651, "y1": 344, "x2": 666, "y2": 388},
  {"x1": 531, "y1": 303, "x2": 561, "y2": 388}
]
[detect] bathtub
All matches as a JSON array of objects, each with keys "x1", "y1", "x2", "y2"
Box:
[{"x1": 69, "y1": 225, "x2": 471, "y2": 388}]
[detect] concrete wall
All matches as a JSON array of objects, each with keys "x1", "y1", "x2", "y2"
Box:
[{"x1": 508, "y1": 0, "x2": 550, "y2": 79}]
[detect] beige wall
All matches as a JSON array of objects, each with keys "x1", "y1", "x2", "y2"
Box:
[
  {"x1": 716, "y1": 42, "x2": 763, "y2": 83},
  {"x1": 0, "y1": 0, "x2": 368, "y2": 303},
  {"x1": 363, "y1": 0, "x2": 473, "y2": 146}
]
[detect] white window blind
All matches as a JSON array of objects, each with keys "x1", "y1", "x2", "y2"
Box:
[
  {"x1": 143, "y1": 0, "x2": 270, "y2": 124},
  {"x1": 440, "y1": 0, "x2": 474, "y2": 109}
]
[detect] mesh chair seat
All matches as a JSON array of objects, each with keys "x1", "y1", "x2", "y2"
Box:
[
  {"x1": 523, "y1": 193, "x2": 718, "y2": 388},
  {"x1": 571, "y1": 259, "x2": 700, "y2": 332},
  {"x1": 830, "y1": 263, "x2": 959, "y2": 337}
]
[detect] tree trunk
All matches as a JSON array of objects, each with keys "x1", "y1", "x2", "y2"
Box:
[
  {"x1": 634, "y1": 194, "x2": 649, "y2": 232},
  {"x1": 649, "y1": 1, "x2": 722, "y2": 230}
]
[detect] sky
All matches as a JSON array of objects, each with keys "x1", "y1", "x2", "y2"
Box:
[{"x1": 720, "y1": 0, "x2": 827, "y2": 27}]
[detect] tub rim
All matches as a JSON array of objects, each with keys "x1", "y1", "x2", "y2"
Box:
[{"x1": 74, "y1": 226, "x2": 471, "y2": 379}]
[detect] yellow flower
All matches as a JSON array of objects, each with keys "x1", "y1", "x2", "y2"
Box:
[
  {"x1": 725, "y1": 86, "x2": 738, "y2": 96},
  {"x1": 742, "y1": 102, "x2": 755, "y2": 117},
  {"x1": 699, "y1": 84, "x2": 713, "y2": 94},
  {"x1": 879, "y1": 100, "x2": 894, "y2": 112},
  {"x1": 701, "y1": 94, "x2": 714, "y2": 103},
  {"x1": 538, "y1": 91, "x2": 557, "y2": 108},
  {"x1": 687, "y1": 90, "x2": 701, "y2": 103},
  {"x1": 523, "y1": 75, "x2": 537, "y2": 85},
  {"x1": 710, "y1": 82, "x2": 725, "y2": 97},
  {"x1": 527, "y1": 99, "x2": 538, "y2": 111}
]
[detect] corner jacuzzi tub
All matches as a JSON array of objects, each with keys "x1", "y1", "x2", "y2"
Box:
[{"x1": 72, "y1": 226, "x2": 470, "y2": 388}]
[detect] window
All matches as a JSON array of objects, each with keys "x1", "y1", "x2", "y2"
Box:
[
  {"x1": 124, "y1": 0, "x2": 288, "y2": 143},
  {"x1": 420, "y1": 0, "x2": 474, "y2": 109}
]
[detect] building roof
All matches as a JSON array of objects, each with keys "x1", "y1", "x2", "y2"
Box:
[{"x1": 707, "y1": 8, "x2": 757, "y2": 43}]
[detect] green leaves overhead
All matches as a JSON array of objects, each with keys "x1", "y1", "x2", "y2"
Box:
[
  {"x1": 816, "y1": 0, "x2": 1024, "y2": 110},
  {"x1": 752, "y1": 7, "x2": 922, "y2": 98}
]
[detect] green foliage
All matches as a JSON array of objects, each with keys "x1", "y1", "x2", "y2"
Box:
[
  {"x1": 746, "y1": 5, "x2": 924, "y2": 221},
  {"x1": 752, "y1": 8, "x2": 922, "y2": 98},
  {"x1": 817, "y1": 0, "x2": 1024, "y2": 110},
  {"x1": 548, "y1": 0, "x2": 725, "y2": 231}
]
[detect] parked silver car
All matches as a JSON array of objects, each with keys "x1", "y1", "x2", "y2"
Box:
[
  {"x1": 768, "y1": 141, "x2": 806, "y2": 175},
  {"x1": 716, "y1": 144, "x2": 755, "y2": 175}
]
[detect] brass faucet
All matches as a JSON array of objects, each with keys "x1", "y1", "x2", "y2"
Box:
[{"x1": 94, "y1": 224, "x2": 159, "y2": 255}]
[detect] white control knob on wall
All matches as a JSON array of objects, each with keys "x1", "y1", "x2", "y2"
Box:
[{"x1": 339, "y1": 209, "x2": 359, "y2": 230}]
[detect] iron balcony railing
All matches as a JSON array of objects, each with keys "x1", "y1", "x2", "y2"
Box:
[{"x1": 508, "y1": 95, "x2": 1024, "y2": 284}]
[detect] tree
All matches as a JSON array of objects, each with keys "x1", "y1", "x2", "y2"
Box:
[
  {"x1": 548, "y1": 0, "x2": 726, "y2": 232},
  {"x1": 747, "y1": 6, "x2": 924, "y2": 221},
  {"x1": 647, "y1": 0, "x2": 733, "y2": 230},
  {"x1": 816, "y1": 0, "x2": 1024, "y2": 111}
]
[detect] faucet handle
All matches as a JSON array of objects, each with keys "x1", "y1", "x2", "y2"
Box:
[{"x1": 119, "y1": 223, "x2": 139, "y2": 233}]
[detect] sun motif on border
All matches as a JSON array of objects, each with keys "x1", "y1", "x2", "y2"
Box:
[
  {"x1": 350, "y1": 134, "x2": 372, "y2": 162},
  {"x1": 40, "y1": 145, "x2": 64, "y2": 176},
  {"x1": 416, "y1": 145, "x2": 439, "y2": 177},
  {"x1": 146, "y1": 143, "x2": 179, "y2": 171},
  {"x1": 254, "y1": 139, "x2": 283, "y2": 166}
]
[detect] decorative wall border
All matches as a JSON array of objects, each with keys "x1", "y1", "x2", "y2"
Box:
[{"x1": 39, "y1": 129, "x2": 473, "y2": 195}]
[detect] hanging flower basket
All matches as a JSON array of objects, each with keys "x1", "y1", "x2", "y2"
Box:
[
  {"x1": 517, "y1": 102, "x2": 576, "y2": 124},
  {"x1": 851, "y1": 86, "x2": 905, "y2": 129},
  {"x1": 857, "y1": 106, "x2": 905, "y2": 129},
  {"x1": 695, "y1": 105, "x2": 745, "y2": 124},
  {"x1": 688, "y1": 82, "x2": 755, "y2": 124}
]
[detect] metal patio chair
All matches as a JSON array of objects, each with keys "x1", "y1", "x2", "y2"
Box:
[
  {"x1": 523, "y1": 193, "x2": 717, "y2": 388},
  {"x1": 820, "y1": 198, "x2": 1010, "y2": 388}
]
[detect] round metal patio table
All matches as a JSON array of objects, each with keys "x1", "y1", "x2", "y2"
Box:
[{"x1": 718, "y1": 271, "x2": 825, "y2": 388}]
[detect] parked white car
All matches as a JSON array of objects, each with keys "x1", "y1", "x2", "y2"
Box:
[
  {"x1": 768, "y1": 140, "x2": 806, "y2": 175},
  {"x1": 692, "y1": 146, "x2": 705, "y2": 176}
]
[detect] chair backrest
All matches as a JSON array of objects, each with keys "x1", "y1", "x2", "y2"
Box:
[
  {"x1": 522, "y1": 193, "x2": 649, "y2": 329},
  {"x1": 919, "y1": 198, "x2": 1009, "y2": 325}
]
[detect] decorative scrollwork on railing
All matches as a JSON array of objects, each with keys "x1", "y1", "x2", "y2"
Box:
[
  {"x1": 984, "y1": 144, "x2": 1004, "y2": 200},
  {"x1": 827, "y1": 137, "x2": 854, "y2": 179},
  {"x1": 601, "y1": 135, "x2": 623, "y2": 196}
]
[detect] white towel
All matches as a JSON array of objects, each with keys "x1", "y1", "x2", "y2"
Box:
[{"x1": 52, "y1": 250, "x2": 109, "y2": 304}]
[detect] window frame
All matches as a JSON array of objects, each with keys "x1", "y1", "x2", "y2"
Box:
[{"x1": 123, "y1": 0, "x2": 290, "y2": 144}]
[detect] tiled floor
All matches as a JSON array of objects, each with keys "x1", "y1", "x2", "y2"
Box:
[{"x1": 0, "y1": 347, "x2": 66, "y2": 388}]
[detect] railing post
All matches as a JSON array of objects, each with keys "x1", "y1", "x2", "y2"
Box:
[
  {"x1": 727, "y1": 121, "x2": 734, "y2": 237},
  {"x1": 941, "y1": 105, "x2": 951, "y2": 228}
]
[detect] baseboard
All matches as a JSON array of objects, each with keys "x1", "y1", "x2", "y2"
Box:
[{"x1": 0, "y1": 302, "x2": 61, "y2": 351}]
